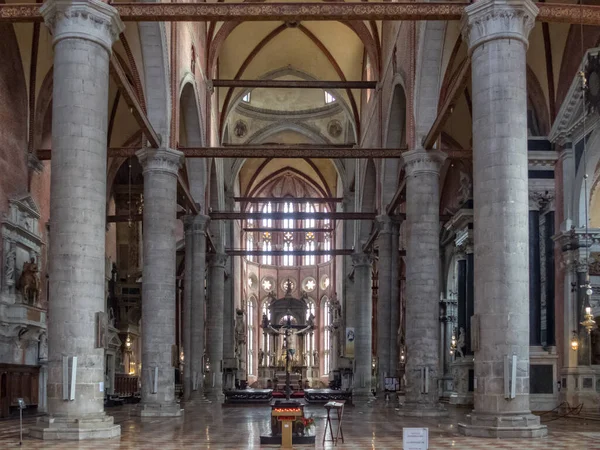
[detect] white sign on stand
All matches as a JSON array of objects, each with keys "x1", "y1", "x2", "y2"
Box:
[{"x1": 403, "y1": 427, "x2": 428, "y2": 450}]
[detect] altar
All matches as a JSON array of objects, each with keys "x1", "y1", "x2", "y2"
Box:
[{"x1": 256, "y1": 286, "x2": 318, "y2": 388}]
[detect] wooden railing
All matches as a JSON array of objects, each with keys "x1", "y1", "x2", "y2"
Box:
[{"x1": 114, "y1": 374, "x2": 139, "y2": 397}]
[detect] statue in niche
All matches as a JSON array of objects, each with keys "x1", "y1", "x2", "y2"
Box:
[
  {"x1": 313, "y1": 349, "x2": 319, "y2": 366},
  {"x1": 258, "y1": 348, "x2": 264, "y2": 367},
  {"x1": 307, "y1": 313, "x2": 315, "y2": 328},
  {"x1": 38, "y1": 333, "x2": 48, "y2": 361},
  {"x1": 262, "y1": 313, "x2": 270, "y2": 329},
  {"x1": 108, "y1": 307, "x2": 116, "y2": 327},
  {"x1": 17, "y1": 257, "x2": 41, "y2": 305},
  {"x1": 329, "y1": 293, "x2": 341, "y2": 325},
  {"x1": 234, "y1": 309, "x2": 246, "y2": 358},
  {"x1": 456, "y1": 327, "x2": 466, "y2": 359},
  {"x1": 4, "y1": 247, "x2": 15, "y2": 288}
]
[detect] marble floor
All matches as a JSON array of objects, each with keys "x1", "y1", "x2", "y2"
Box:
[{"x1": 0, "y1": 403, "x2": 599, "y2": 449}]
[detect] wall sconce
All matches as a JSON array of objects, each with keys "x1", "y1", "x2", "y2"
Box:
[
  {"x1": 399, "y1": 347, "x2": 406, "y2": 364},
  {"x1": 179, "y1": 349, "x2": 185, "y2": 364},
  {"x1": 571, "y1": 331, "x2": 579, "y2": 351},
  {"x1": 581, "y1": 306, "x2": 597, "y2": 334},
  {"x1": 205, "y1": 357, "x2": 211, "y2": 373}
]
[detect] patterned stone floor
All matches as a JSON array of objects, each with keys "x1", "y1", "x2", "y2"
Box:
[{"x1": 0, "y1": 402, "x2": 599, "y2": 449}]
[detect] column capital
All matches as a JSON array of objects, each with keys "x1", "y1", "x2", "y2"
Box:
[
  {"x1": 208, "y1": 252, "x2": 228, "y2": 268},
  {"x1": 183, "y1": 214, "x2": 210, "y2": 235},
  {"x1": 529, "y1": 190, "x2": 555, "y2": 212},
  {"x1": 136, "y1": 148, "x2": 184, "y2": 176},
  {"x1": 351, "y1": 252, "x2": 372, "y2": 267},
  {"x1": 376, "y1": 215, "x2": 400, "y2": 235},
  {"x1": 401, "y1": 148, "x2": 447, "y2": 177},
  {"x1": 40, "y1": 0, "x2": 124, "y2": 52},
  {"x1": 461, "y1": 0, "x2": 538, "y2": 54}
]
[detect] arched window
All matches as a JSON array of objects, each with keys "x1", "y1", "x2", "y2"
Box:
[
  {"x1": 247, "y1": 298, "x2": 255, "y2": 375},
  {"x1": 283, "y1": 232, "x2": 293, "y2": 266},
  {"x1": 323, "y1": 232, "x2": 331, "y2": 263},
  {"x1": 262, "y1": 202, "x2": 272, "y2": 228},
  {"x1": 246, "y1": 234, "x2": 254, "y2": 262},
  {"x1": 262, "y1": 232, "x2": 272, "y2": 265},
  {"x1": 262, "y1": 299, "x2": 272, "y2": 365},
  {"x1": 322, "y1": 296, "x2": 331, "y2": 375}
]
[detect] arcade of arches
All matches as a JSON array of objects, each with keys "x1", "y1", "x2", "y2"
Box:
[{"x1": 3, "y1": 0, "x2": 600, "y2": 447}]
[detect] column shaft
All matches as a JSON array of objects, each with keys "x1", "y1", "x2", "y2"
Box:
[
  {"x1": 376, "y1": 218, "x2": 392, "y2": 388},
  {"x1": 190, "y1": 215, "x2": 209, "y2": 398},
  {"x1": 398, "y1": 149, "x2": 446, "y2": 417},
  {"x1": 352, "y1": 253, "x2": 373, "y2": 403},
  {"x1": 32, "y1": 0, "x2": 123, "y2": 440},
  {"x1": 460, "y1": 0, "x2": 546, "y2": 437},
  {"x1": 136, "y1": 148, "x2": 184, "y2": 417},
  {"x1": 206, "y1": 253, "x2": 227, "y2": 401},
  {"x1": 182, "y1": 223, "x2": 193, "y2": 401},
  {"x1": 389, "y1": 224, "x2": 400, "y2": 374}
]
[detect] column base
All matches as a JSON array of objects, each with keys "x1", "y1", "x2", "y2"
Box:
[
  {"x1": 204, "y1": 388, "x2": 225, "y2": 404},
  {"x1": 186, "y1": 391, "x2": 212, "y2": 404},
  {"x1": 397, "y1": 401, "x2": 448, "y2": 417},
  {"x1": 133, "y1": 402, "x2": 184, "y2": 417},
  {"x1": 30, "y1": 413, "x2": 120, "y2": 440},
  {"x1": 458, "y1": 412, "x2": 548, "y2": 438},
  {"x1": 353, "y1": 388, "x2": 375, "y2": 407}
]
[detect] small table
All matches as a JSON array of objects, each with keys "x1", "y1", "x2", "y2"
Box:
[{"x1": 322, "y1": 400, "x2": 345, "y2": 446}]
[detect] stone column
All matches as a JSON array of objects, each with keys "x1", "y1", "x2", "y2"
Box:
[
  {"x1": 389, "y1": 220, "x2": 400, "y2": 375},
  {"x1": 136, "y1": 148, "x2": 184, "y2": 417},
  {"x1": 206, "y1": 253, "x2": 228, "y2": 402},
  {"x1": 31, "y1": 0, "x2": 123, "y2": 440},
  {"x1": 190, "y1": 215, "x2": 209, "y2": 399},
  {"x1": 460, "y1": 0, "x2": 547, "y2": 437},
  {"x1": 182, "y1": 220, "x2": 193, "y2": 401},
  {"x1": 352, "y1": 252, "x2": 373, "y2": 404},
  {"x1": 376, "y1": 216, "x2": 392, "y2": 390},
  {"x1": 397, "y1": 148, "x2": 447, "y2": 417}
]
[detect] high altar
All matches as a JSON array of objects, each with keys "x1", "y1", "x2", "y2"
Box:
[{"x1": 257, "y1": 286, "x2": 318, "y2": 389}]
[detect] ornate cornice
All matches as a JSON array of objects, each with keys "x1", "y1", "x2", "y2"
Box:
[
  {"x1": 461, "y1": 0, "x2": 538, "y2": 54},
  {"x1": 40, "y1": 0, "x2": 124, "y2": 52},
  {"x1": 401, "y1": 149, "x2": 447, "y2": 177},
  {"x1": 136, "y1": 148, "x2": 184, "y2": 176}
]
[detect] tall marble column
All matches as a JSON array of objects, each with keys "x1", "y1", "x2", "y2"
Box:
[
  {"x1": 136, "y1": 148, "x2": 184, "y2": 417},
  {"x1": 352, "y1": 252, "x2": 373, "y2": 404},
  {"x1": 31, "y1": 0, "x2": 123, "y2": 440},
  {"x1": 397, "y1": 148, "x2": 447, "y2": 417},
  {"x1": 389, "y1": 220, "x2": 400, "y2": 375},
  {"x1": 459, "y1": 0, "x2": 547, "y2": 437},
  {"x1": 206, "y1": 253, "x2": 228, "y2": 402},
  {"x1": 376, "y1": 216, "x2": 393, "y2": 389},
  {"x1": 189, "y1": 215, "x2": 209, "y2": 399}
]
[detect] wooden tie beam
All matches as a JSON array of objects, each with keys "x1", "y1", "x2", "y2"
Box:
[
  {"x1": 210, "y1": 211, "x2": 377, "y2": 220},
  {"x1": 212, "y1": 80, "x2": 377, "y2": 89},
  {"x1": 3, "y1": 3, "x2": 600, "y2": 25},
  {"x1": 226, "y1": 249, "x2": 354, "y2": 257},
  {"x1": 234, "y1": 196, "x2": 343, "y2": 203}
]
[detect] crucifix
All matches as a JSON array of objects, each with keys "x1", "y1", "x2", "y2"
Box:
[{"x1": 268, "y1": 312, "x2": 313, "y2": 400}]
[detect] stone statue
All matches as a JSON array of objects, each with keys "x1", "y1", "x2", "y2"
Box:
[
  {"x1": 329, "y1": 293, "x2": 341, "y2": 324},
  {"x1": 261, "y1": 313, "x2": 270, "y2": 329},
  {"x1": 456, "y1": 327, "x2": 466, "y2": 358},
  {"x1": 313, "y1": 349, "x2": 319, "y2": 366},
  {"x1": 17, "y1": 257, "x2": 41, "y2": 305},
  {"x1": 234, "y1": 309, "x2": 246, "y2": 360},
  {"x1": 4, "y1": 247, "x2": 15, "y2": 287},
  {"x1": 108, "y1": 307, "x2": 116, "y2": 327},
  {"x1": 458, "y1": 171, "x2": 472, "y2": 204},
  {"x1": 307, "y1": 313, "x2": 315, "y2": 328},
  {"x1": 258, "y1": 348, "x2": 265, "y2": 367},
  {"x1": 38, "y1": 333, "x2": 48, "y2": 361}
]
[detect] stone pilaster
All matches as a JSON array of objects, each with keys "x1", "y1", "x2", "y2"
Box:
[
  {"x1": 351, "y1": 252, "x2": 373, "y2": 404},
  {"x1": 397, "y1": 148, "x2": 447, "y2": 417},
  {"x1": 31, "y1": 0, "x2": 123, "y2": 440},
  {"x1": 190, "y1": 215, "x2": 209, "y2": 399},
  {"x1": 135, "y1": 148, "x2": 184, "y2": 417},
  {"x1": 459, "y1": 0, "x2": 547, "y2": 437},
  {"x1": 206, "y1": 252, "x2": 228, "y2": 402}
]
